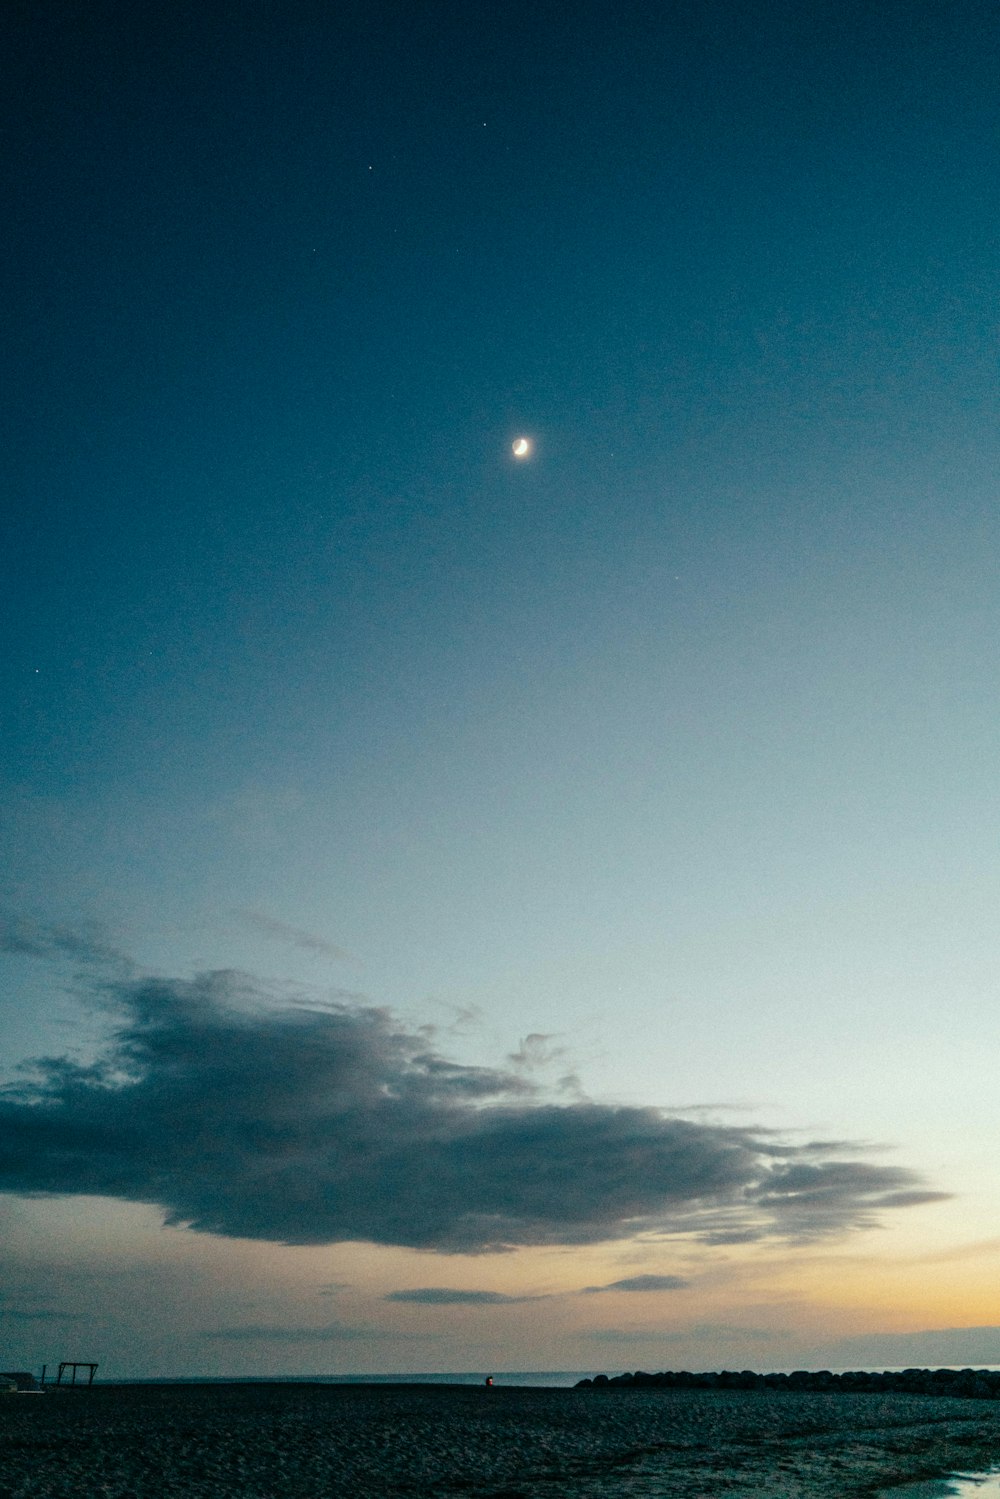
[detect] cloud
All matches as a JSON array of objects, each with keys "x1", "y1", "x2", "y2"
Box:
[
  {"x1": 0, "y1": 911, "x2": 127, "y2": 971},
  {"x1": 584, "y1": 1326, "x2": 687, "y2": 1342},
  {"x1": 507, "y1": 1034, "x2": 565, "y2": 1071},
  {"x1": 0, "y1": 958, "x2": 948, "y2": 1253},
  {"x1": 384, "y1": 1288, "x2": 533, "y2": 1305},
  {"x1": 826, "y1": 1325, "x2": 1000, "y2": 1367},
  {"x1": 911, "y1": 1236, "x2": 1000, "y2": 1265},
  {"x1": 1, "y1": 1308, "x2": 85, "y2": 1321},
  {"x1": 585, "y1": 1321, "x2": 777, "y2": 1343},
  {"x1": 200, "y1": 1324, "x2": 390, "y2": 1342},
  {"x1": 750, "y1": 1161, "x2": 946, "y2": 1237},
  {"x1": 582, "y1": 1275, "x2": 689, "y2": 1294},
  {"x1": 681, "y1": 1323, "x2": 778, "y2": 1342},
  {"x1": 237, "y1": 911, "x2": 350, "y2": 962}
]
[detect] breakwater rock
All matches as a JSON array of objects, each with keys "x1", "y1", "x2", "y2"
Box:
[{"x1": 576, "y1": 1367, "x2": 1000, "y2": 1398}]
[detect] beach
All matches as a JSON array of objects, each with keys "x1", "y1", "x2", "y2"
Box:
[{"x1": 3, "y1": 1383, "x2": 1000, "y2": 1497}]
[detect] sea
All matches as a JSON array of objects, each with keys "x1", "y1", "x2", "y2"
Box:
[
  {"x1": 104, "y1": 1364, "x2": 1000, "y2": 1387},
  {"x1": 108, "y1": 1369, "x2": 595, "y2": 1387}
]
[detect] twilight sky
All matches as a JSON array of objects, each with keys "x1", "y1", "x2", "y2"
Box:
[{"x1": 4, "y1": 0, "x2": 1000, "y2": 1378}]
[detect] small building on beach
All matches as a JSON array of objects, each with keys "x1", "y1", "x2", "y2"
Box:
[{"x1": 0, "y1": 1371, "x2": 43, "y2": 1392}]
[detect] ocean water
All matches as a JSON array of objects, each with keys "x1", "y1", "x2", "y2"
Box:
[
  {"x1": 104, "y1": 1364, "x2": 1000, "y2": 1388},
  {"x1": 294, "y1": 1369, "x2": 597, "y2": 1387},
  {"x1": 107, "y1": 1369, "x2": 596, "y2": 1387}
]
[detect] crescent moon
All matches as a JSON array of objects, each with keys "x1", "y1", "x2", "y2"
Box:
[{"x1": 512, "y1": 437, "x2": 531, "y2": 458}]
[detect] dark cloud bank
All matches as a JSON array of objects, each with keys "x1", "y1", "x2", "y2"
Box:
[{"x1": 0, "y1": 968, "x2": 946, "y2": 1253}]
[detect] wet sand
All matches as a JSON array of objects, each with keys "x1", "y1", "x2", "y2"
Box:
[{"x1": 3, "y1": 1381, "x2": 1000, "y2": 1497}]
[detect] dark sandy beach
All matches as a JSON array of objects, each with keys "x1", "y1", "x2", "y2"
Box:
[{"x1": 3, "y1": 1382, "x2": 1000, "y2": 1498}]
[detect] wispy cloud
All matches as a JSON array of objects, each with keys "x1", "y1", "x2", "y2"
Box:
[
  {"x1": 507, "y1": 1034, "x2": 565, "y2": 1071},
  {"x1": 1, "y1": 1308, "x2": 85, "y2": 1321},
  {"x1": 201, "y1": 1324, "x2": 393, "y2": 1342},
  {"x1": 585, "y1": 1322, "x2": 777, "y2": 1343},
  {"x1": 384, "y1": 1288, "x2": 535, "y2": 1305},
  {"x1": 826, "y1": 1325, "x2": 1000, "y2": 1366},
  {"x1": 0, "y1": 936, "x2": 948, "y2": 1253},
  {"x1": 584, "y1": 1326, "x2": 685, "y2": 1342},
  {"x1": 905, "y1": 1236, "x2": 1000, "y2": 1265},
  {"x1": 0, "y1": 910, "x2": 128, "y2": 972},
  {"x1": 581, "y1": 1274, "x2": 689, "y2": 1294},
  {"x1": 236, "y1": 910, "x2": 351, "y2": 961}
]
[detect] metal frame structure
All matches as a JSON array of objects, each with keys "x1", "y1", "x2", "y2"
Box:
[{"x1": 56, "y1": 1362, "x2": 98, "y2": 1387}]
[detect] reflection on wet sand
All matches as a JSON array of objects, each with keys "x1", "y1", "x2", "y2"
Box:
[{"x1": 879, "y1": 1475, "x2": 1000, "y2": 1499}]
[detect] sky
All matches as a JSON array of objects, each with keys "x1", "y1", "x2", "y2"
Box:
[{"x1": 3, "y1": 0, "x2": 1000, "y2": 1379}]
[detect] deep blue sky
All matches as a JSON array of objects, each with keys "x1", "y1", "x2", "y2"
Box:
[
  {"x1": 4, "y1": 0, "x2": 1000, "y2": 1376},
  {"x1": 6, "y1": 0, "x2": 999, "y2": 799}
]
